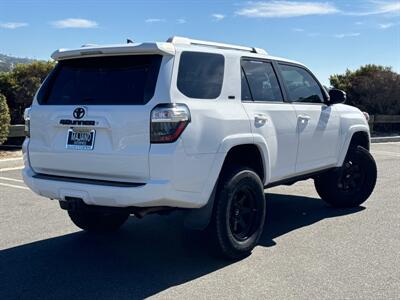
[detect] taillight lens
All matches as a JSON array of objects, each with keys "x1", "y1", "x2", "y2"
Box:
[
  {"x1": 24, "y1": 107, "x2": 31, "y2": 137},
  {"x1": 150, "y1": 103, "x2": 190, "y2": 143}
]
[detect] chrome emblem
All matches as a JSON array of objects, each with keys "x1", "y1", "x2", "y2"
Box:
[{"x1": 73, "y1": 107, "x2": 85, "y2": 119}]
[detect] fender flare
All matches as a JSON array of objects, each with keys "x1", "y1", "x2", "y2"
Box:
[
  {"x1": 336, "y1": 125, "x2": 370, "y2": 167},
  {"x1": 184, "y1": 133, "x2": 271, "y2": 230},
  {"x1": 252, "y1": 134, "x2": 272, "y2": 185},
  {"x1": 217, "y1": 133, "x2": 271, "y2": 185}
]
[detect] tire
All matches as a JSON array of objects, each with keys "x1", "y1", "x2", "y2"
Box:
[
  {"x1": 209, "y1": 166, "x2": 266, "y2": 260},
  {"x1": 314, "y1": 146, "x2": 377, "y2": 208},
  {"x1": 68, "y1": 210, "x2": 129, "y2": 232}
]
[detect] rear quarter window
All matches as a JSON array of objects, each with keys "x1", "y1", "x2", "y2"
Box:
[{"x1": 177, "y1": 51, "x2": 224, "y2": 99}]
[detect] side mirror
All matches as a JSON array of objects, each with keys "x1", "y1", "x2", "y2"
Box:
[{"x1": 328, "y1": 89, "x2": 346, "y2": 104}]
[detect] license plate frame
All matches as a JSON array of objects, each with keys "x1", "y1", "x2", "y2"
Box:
[{"x1": 66, "y1": 128, "x2": 96, "y2": 150}]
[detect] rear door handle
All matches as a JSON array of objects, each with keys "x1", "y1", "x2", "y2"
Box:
[
  {"x1": 298, "y1": 115, "x2": 311, "y2": 121},
  {"x1": 255, "y1": 114, "x2": 269, "y2": 122}
]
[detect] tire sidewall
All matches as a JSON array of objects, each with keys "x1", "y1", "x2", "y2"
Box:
[
  {"x1": 315, "y1": 146, "x2": 377, "y2": 208},
  {"x1": 215, "y1": 168, "x2": 266, "y2": 256},
  {"x1": 346, "y1": 146, "x2": 377, "y2": 200}
]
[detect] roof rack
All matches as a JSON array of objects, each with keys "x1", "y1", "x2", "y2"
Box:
[
  {"x1": 166, "y1": 36, "x2": 267, "y2": 55},
  {"x1": 81, "y1": 44, "x2": 98, "y2": 48}
]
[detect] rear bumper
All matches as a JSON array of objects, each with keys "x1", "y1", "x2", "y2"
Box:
[{"x1": 23, "y1": 166, "x2": 207, "y2": 208}]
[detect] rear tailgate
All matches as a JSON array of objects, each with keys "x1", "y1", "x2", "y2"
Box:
[{"x1": 29, "y1": 54, "x2": 172, "y2": 182}]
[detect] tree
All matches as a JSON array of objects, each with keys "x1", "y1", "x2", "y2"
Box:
[
  {"x1": 330, "y1": 65, "x2": 400, "y2": 115},
  {"x1": 0, "y1": 93, "x2": 11, "y2": 145},
  {"x1": 0, "y1": 61, "x2": 55, "y2": 124}
]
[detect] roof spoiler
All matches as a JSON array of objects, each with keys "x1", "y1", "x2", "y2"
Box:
[{"x1": 51, "y1": 42, "x2": 175, "y2": 61}]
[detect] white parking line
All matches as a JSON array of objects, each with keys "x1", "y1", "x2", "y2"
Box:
[
  {"x1": 377, "y1": 142, "x2": 400, "y2": 145},
  {"x1": 372, "y1": 150, "x2": 400, "y2": 157},
  {"x1": 0, "y1": 157, "x2": 23, "y2": 162},
  {"x1": 0, "y1": 166, "x2": 24, "y2": 172},
  {"x1": 0, "y1": 176, "x2": 24, "y2": 183},
  {"x1": 0, "y1": 182, "x2": 29, "y2": 190}
]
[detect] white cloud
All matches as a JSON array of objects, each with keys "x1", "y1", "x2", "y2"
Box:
[
  {"x1": 236, "y1": 1, "x2": 339, "y2": 18},
  {"x1": 347, "y1": 1, "x2": 400, "y2": 16},
  {"x1": 355, "y1": 21, "x2": 364, "y2": 25},
  {"x1": 292, "y1": 28, "x2": 305, "y2": 32},
  {"x1": 52, "y1": 18, "x2": 98, "y2": 28},
  {"x1": 379, "y1": 22, "x2": 395, "y2": 29},
  {"x1": 176, "y1": 18, "x2": 186, "y2": 24},
  {"x1": 375, "y1": 1, "x2": 400, "y2": 14},
  {"x1": 334, "y1": 32, "x2": 361, "y2": 38},
  {"x1": 212, "y1": 14, "x2": 225, "y2": 21},
  {"x1": 145, "y1": 18, "x2": 165, "y2": 23},
  {"x1": 0, "y1": 22, "x2": 28, "y2": 29}
]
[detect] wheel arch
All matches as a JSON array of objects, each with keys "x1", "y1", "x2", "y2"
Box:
[
  {"x1": 220, "y1": 144, "x2": 266, "y2": 183},
  {"x1": 218, "y1": 134, "x2": 271, "y2": 185},
  {"x1": 184, "y1": 135, "x2": 271, "y2": 230},
  {"x1": 337, "y1": 126, "x2": 370, "y2": 167}
]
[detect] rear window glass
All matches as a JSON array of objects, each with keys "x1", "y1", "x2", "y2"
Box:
[
  {"x1": 241, "y1": 60, "x2": 283, "y2": 102},
  {"x1": 37, "y1": 55, "x2": 162, "y2": 105},
  {"x1": 177, "y1": 52, "x2": 224, "y2": 99}
]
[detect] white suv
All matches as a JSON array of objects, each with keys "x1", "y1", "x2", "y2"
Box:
[{"x1": 23, "y1": 37, "x2": 377, "y2": 259}]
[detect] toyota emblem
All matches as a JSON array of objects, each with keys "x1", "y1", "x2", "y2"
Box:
[{"x1": 73, "y1": 107, "x2": 86, "y2": 119}]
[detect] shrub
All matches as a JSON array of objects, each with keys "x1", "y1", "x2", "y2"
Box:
[
  {"x1": 330, "y1": 65, "x2": 400, "y2": 115},
  {"x1": 0, "y1": 93, "x2": 11, "y2": 144},
  {"x1": 0, "y1": 60, "x2": 55, "y2": 124}
]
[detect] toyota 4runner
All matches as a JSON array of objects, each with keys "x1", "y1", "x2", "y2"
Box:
[{"x1": 22, "y1": 37, "x2": 377, "y2": 259}]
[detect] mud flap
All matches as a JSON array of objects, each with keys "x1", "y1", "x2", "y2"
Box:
[{"x1": 183, "y1": 182, "x2": 217, "y2": 230}]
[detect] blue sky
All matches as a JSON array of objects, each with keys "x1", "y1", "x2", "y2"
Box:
[{"x1": 0, "y1": 0, "x2": 399, "y2": 85}]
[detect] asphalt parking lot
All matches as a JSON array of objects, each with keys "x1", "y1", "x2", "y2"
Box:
[{"x1": 0, "y1": 143, "x2": 399, "y2": 299}]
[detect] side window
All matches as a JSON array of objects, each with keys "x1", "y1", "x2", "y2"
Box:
[
  {"x1": 241, "y1": 60, "x2": 283, "y2": 102},
  {"x1": 279, "y1": 64, "x2": 324, "y2": 103},
  {"x1": 177, "y1": 51, "x2": 224, "y2": 99}
]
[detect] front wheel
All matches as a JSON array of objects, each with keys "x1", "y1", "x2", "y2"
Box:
[
  {"x1": 209, "y1": 166, "x2": 266, "y2": 260},
  {"x1": 68, "y1": 210, "x2": 129, "y2": 232},
  {"x1": 314, "y1": 146, "x2": 377, "y2": 208}
]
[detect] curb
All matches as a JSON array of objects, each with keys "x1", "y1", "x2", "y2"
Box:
[
  {"x1": 0, "y1": 145, "x2": 22, "y2": 150},
  {"x1": 371, "y1": 136, "x2": 400, "y2": 143}
]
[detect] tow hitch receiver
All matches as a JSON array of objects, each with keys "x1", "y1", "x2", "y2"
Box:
[
  {"x1": 59, "y1": 197, "x2": 174, "y2": 217},
  {"x1": 60, "y1": 197, "x2": 86, "y2": 211}
]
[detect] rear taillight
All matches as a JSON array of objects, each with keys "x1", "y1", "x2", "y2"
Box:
[
  {"x1": 24, "y1": 107, "x2": 31, "y2": 137},
  {"x1": 150, "y1": 103, "x2": 190, "y2": 143}
]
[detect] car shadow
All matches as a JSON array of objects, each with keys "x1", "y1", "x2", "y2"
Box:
[
  {"x1": 260, "y1": 193, "x2": 364, "y2": 247},
  {"x1": 0, "y1": 193, "x2": 364, "y2": 299}
]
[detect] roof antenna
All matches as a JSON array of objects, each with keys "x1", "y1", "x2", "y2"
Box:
[{"x1": 127, "y1": 39, "x2": 134, "y2": 44}]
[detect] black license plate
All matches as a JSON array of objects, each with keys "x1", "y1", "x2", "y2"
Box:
[{"x1": 66, "y1": 129, "x2": 96, "y2": 150}]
